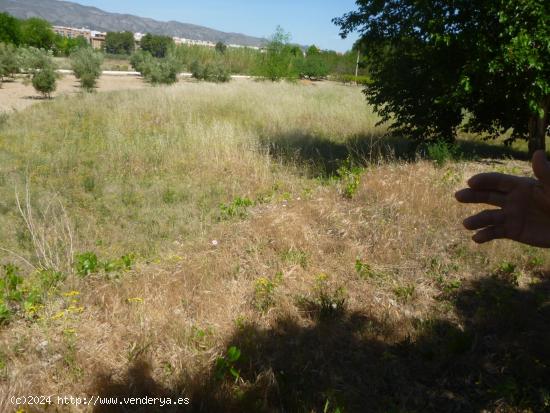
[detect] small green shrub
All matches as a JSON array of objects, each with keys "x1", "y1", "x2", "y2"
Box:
[
  {"x1": 494, "y1": 261, "x2": 520, "y2": 286},
  {"x1": 355, "y1": 259, "x2": 377, "y2": 279},
  {"x1": 423, "y1": 140, "x2": 461, "y2": 167},
  {"x1": 337, "y1": 158, "x2": 361, "y2": 199},
  {"x1": 1, "y1": 264, "x2": 23, "y2": 303},
  {"x1": 0, "y1": 264, "x2": 62, "y2": 324},
  {"x1": 298, "y1": 274, "x2": 346, "y2": 319},
  {"x1": 219, "y1": 197, "x2": 253, "y2": 219},
  {"x1": 0, "y1": 302, "x2": 10, "y2": 325},
  {"x1": 394, "y1": 284, "x2": 415, "y2": 301},
  {"x1": 75, "y1": 252, "x2": 99, "y2": 276},
  {"x1": 253, "y1": 273, "x2": 282, "y2": 312},
  {"x1": 102, "y1": 253, "x2": 135, "y2": 273},
  {"x1": 38, "y1": 268, "x2": 65, "y2": 290},
  {"x1": 83, "y1": 176, "x2": 95, "y2": 192},
  {"x1": 215, "y1": 346, "x2": 241, "y2": 382},
  {"x1": 281, "y1": 248, "x2": 308, "y2": 269},
  {"x1": 162, "y1": 188, "x2": 177, "y2": 204}
]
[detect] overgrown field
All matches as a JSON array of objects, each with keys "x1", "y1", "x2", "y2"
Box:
[{"x1": 0, "y1": 81, "x2": 549, "y2": 412}]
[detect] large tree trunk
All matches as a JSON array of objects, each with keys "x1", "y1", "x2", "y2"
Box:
[{"x1": 528, "y1": 97, "x2": 550, "y2": 157}]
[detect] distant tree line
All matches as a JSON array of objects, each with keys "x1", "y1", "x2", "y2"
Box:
[
  {"x1": 1, "y1": 10, "x2": 367, "y2": 87},
  {"x1": 0, "y1": 12, "x2": 92, "y2": 56}
]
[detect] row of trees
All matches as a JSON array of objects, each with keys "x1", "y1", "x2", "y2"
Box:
[
  {"x1": 0, "y1": 42, "x2": 103, "y2": 95},
  {"x1": 150, "y1": 27, "x2": 363, "y2": 81},
  {"x1": 0, "y1": 12, "x2": 90, "y2": 56},
  {"x1": 104, "y1": 32, "x2": 175, "y2": 58},
  {"x1": 2, "y1": 11, "x2": 363, "y2": 82},
  {"x1": 125, "y1": 26, "x2": 364, "y2": 85}
]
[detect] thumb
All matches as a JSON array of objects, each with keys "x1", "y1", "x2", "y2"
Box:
[{"x1": 532, "y1": 150, "x2": 550, "y2": 186}]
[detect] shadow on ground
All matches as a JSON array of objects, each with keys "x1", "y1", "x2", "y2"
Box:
[
  {"x1": 90, "y1": 273, "x2": 550, "y2": 413},
  {"x1": 261, "y1": 131, "x2": 530, "y2": 178}
]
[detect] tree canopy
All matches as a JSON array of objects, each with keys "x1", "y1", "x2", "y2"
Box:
[
  {"x1": 104, "y1": 31, "x2": 135, "y2": 55},
  {"x1": 0, "y1": 12, "x2": 21, "y2": 45},
  {"x1": 334, "y1": 0, "x2": 550, "y2": 154},
  {"x1": 140, "y1": 33, "x2": 174, "y2": 58},
  {"x1": 20, "y1": 17, "x2": 56, "y2": 49}
]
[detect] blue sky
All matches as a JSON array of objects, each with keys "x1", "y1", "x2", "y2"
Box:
[{"x1": 70, "y1": 0, "x2": 360, "y2": 52}]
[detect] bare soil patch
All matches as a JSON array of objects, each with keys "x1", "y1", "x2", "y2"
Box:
[{"x1": 0, "y1": 74, "x2": 148, "y2": 112}]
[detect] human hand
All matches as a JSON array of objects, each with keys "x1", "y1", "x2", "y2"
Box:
[{"x1": 455, "y1": 150, "x2": 550, "y2": 248}]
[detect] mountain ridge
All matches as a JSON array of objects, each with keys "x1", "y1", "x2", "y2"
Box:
[{"x1": 0, "y1": 0, "x2": 267, "y2": 47}]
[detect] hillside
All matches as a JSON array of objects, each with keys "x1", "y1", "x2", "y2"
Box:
[{"x1": 0, "y1": 0, "x2": 267, "y2": 46}]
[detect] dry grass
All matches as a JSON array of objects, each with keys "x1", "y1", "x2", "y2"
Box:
[{"x1": 0, "y1": 81, "x2": 549, "y2": 412}]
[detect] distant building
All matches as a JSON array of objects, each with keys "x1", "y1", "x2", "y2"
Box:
[
  {"x1": 53, "y1": 26, "x2": 90, "y2": 39},
  {"x1": 90, "y1": 31, "x2": 106, "y2": 50},
  {"x1": 53, "y1": 25, "x2": 106, "y2": 50},
  {"x1": 54, "y1": 25, "x2": 260, "y2": 51}
]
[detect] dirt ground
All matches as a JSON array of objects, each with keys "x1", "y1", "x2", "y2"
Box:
[{"x1": 0, "y1": 74, "x2": 149, "y2": 112}]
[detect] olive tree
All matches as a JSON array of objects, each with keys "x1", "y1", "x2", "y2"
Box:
[{"x1": 71, "y1": 48, "x2": 103, "y2": 91}]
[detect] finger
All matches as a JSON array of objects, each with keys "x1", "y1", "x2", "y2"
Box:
[
  {"x1": 455, "y1": 188, "x2": 506, "y2": 207},
  {"x1": 463, "y1": 209, "x2": 505, "y2": 230},
  {"x1": 532, "y1": 150, "x2": 550, "y2": 187},
  {"x1": 467, "y1": 172, "x2": 525, "y2": 193},
  {"x1": 472, "y1": 225, "x2": 506, "y2": 244}
]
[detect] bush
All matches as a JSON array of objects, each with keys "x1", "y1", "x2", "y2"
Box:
[
  {"x1": 140, "y1": 33, "x2": 174, "y2": 58},
  {"x1": 75, "y1": 252, "x2": 99, "y2": 277},
  {"x1": 0, "y1": 42, "x2": 19, "y2": 84},
  {"x1": 19, "y1": 47, "x2": 58, "y2": 97},
  {"x1": 32, "y1": 66, "x2": 57, "y2": 98},
  {"x1": 422, "y1": 140, "x2": 461, "y2": 167},
  {"x1": 333, "y1": 74, "x2": 371, "y2": 85},
  {"x1": 191, "y1": 60, "x2": 230, "y2": 83},
  {"x1": 131, "y1": 51, "x2": 180, "y2": 85},
  {"x1": 296, "y1": 55, "x2": 329, "y2": 80},
  {"x1": 70, "y1": 47, "x2": 103, "y2": 91},
  {"x1": 147, "y1": 57, "x2": 181, "y2": 85},
  {"x1": 130, "y1": 50, "x2": 153, "y2": 73}
]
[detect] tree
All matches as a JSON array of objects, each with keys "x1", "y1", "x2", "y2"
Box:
[
  {"x1": 334, "y1": 0, "x2": 550, "y2": 154},
  {"x1": 0, "y1": 43, "x2": 20, "y2": 86},
  {"x1": 139, "y1": 33, "x2": 174, "y2": 58},
  {"x1": 256, "y1": 26, "x2": 296, "y2": 81},
  {"x1": 191, "y1": 60, "x2": 230, "y2": 83},
  {"x1": 130, "y1": 50, "x2": 154, "y2": 74},
  {"x1": 297, "y1": 54, "x2": 329, "y2": 80},
  {"x1": 215, "y1": 41, "x2": 227, "y2": 54},
  {"x1": 130, "y1": 50, "x2": 181, "y2": 85},
  {"x1": 104, "y1": 32, "x2": 135, "y2": 55},
  {"x1": 0, "y1": 12, "x2": 22, "y2": 45},
  {"x1": 306, "y1": 45, "x2": 320, "y2": 57},
  {"x1": 20, "y1": 18, "x2": 55, "y2": 49},
  {"x1": 32, "y1": 67, "x2": 57, "y2": 98},
  {"x1": 55, "y1": 34, "x2": 89, "y2": 56},
  {"x1": 19, "y1": 47, "x2": 58, "y2": 98},
  {"x1": 148, "y1": 57, "x2": 181, "y2": 85},
  {"x1": 70, "y1": 47, "x2": 103, "y2": 91}
]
